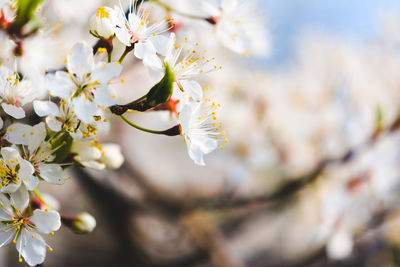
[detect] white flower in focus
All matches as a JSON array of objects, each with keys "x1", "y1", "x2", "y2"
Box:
[
  {"x1": 204, "y1": 0, "x2": 270, "y2": 56},
  {"x1": 0, "y1": 146, "x2": 36, "y2": 210},
  {"x1": 115, "y1": 0, "x2": 171, "y2": 66},
  {"x1": 0, "y1": 195, "x2": 61, "y2": 266},
  {"x1": 71, "y1": 139, "x2": 124, "y2": 170},
  {"x1": 89, "y1": 6, "x2": 121, "y2": 39},
  {"x1": 44, "y1": 41, "x2": 122, "y2": 124},
  {"x1": 0, "y1": 65, "x2": 38, "y2": 120},
  {"x1": 150, "y1": 33, "x2": 221, "y2": 101},
  {"x1": 178, "y1": 99, "x2": 227, "y2": 165},
  {"x1": 5, "y1": 123, "x2": 68, "y2": 185},
  {"x1": 33, "y1": 100, "x2": 110, "y2": 140}
]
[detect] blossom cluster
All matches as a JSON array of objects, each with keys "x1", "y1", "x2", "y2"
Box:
[{"x1": 0, "y1": 0, "x2": 268, "y2": 265}]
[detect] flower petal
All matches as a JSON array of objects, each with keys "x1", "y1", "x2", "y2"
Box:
[
  {"x1": 0, "y1": 228, "x2": 14, "y2": 247},
  {"x1": 18, "y1": 159, "x2": 37, "y2": 191},
  {"x1": 33, "y1": 100, "x2": 60, "y2": 117},
  {"x1": 67, "y1": 41, "x2": 94, "y2": 79},
  {"x1": 1, "y1": 146, "x2": 21, "y2": 167},
  {"x1": 28, "y1": 122, "x2": 47, "y2": 154},
  {"x1": 38, "y1": 164, "x2": 65, "y2": 185},
  {"x1": 71, "y1": 95, "x2": 97, "y2": 124},
  {"x1": 91, "y1": 62, "x2": 122, "y2": 84},
  {"x1": 93, "y1": 86, "x2": 117, "y2": 107},
  {"x1": 16, "y1": 229, "x2": 46, "y2": 266},
  {"x1": 5, "y1": 123, "x2": 30, "y2": 146},
  {"x1": 1, "y1": 103, "x2": 25, "y2": 119},
  {"x1": 45, "y1": 71, "x2": 75, "y2": 99},
  {"x1": 30, "y1": 209, "x2": 61, "y2": 234},
  {"x1": 179, "y1": 80, "x2": 203, "y2": 101},
  {"x1": 10, "y1": 186, "x2": 29, "y2": 211}
]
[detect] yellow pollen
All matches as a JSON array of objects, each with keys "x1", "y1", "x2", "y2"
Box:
[
  {"x1": 96, "y1": 7, "x2": 109, "y2": 19},
  {"x1": 97, "y1": 47, "x2": 107, "y2": 53},
  {"x1": 49, "y1": 248, "x2": 53, "y2": 252},
  {"x1": 19, "y1": 258, "x2": 22, "y2": 262}
]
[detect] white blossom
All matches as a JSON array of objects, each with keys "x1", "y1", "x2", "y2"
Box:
[
  {"x1": 44, "y1": 41, "x2": 122, "y2": 124},
  {"x1": 150, "y1": 33, "x2": 221, "y2": 101},
  {"x1": 5, "y1": 123, "x2": 68, "y2": 185},
  {"x1": 115, "y1": 0, "x2": 171, "y2": 65},
  {"x1": 0, "y1": 65, "x2": 38, "y2": 121},
  {"x1": 178, "y1": 99, "x2": 226, "y2": 165},
  {"x1": 0, "y1": 194, "x2": 61, "y2": 266}
]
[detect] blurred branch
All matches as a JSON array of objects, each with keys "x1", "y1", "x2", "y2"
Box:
[
  {"x1": 180, "y1": 210, "x2": 245, "y2": 267},
  {"x1": 73, "y1": 167, "x2": 209, "y2": 267},
  {"x1": 191, "y1": 114, "x2": 400, "y2": 211}
]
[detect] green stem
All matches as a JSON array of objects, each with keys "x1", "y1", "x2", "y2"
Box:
[
  {"x1": 121, "y1": 114, "x2": 168, "y2": 135},
  {"x1": 150, "y1": 0, "x2": 206, "y2": 20},
  {"x1": 108, "y1": 51, "x2": 112, "y2": 63},
  {"x1": 33, "y1": 188, "x2": 54, "y2": 210},
  {"x1": 118, "y1": 50, "x2": 129, "y2": 63}
]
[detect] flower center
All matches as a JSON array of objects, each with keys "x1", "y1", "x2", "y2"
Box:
[{"x1": 0, "y1": 161, "x2": 19, "y2": 188}]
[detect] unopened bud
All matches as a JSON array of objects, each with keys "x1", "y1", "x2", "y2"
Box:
[{"x1": 62, "y1": 212, "x2": 96, "y2": 234}]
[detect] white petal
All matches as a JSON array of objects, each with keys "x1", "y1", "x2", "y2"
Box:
[
  {"x1": 187, "y1": 141, "x2": 205, "y2": 166},
  {"x1": 115, "y1": 27, "x2": 132, "y2": 46},
  {"x1": 91, "y1": 62, "x2": 122, "y2": 84},
  {"x1": 0, "y1": 228, "x2": 14, "y2": 247},
  {"x1": 1, "y1": 146, "x2": 21, "y2": 167},
  {"x1": 45, "y1": 116, "x2": 62, "y2": 132},
  {"x1": 179, "y1": 80, "x2": 203, "y2": 101},
  {"x1": 28, "y1": 122, "x2": 47, "y2": 154},
  {"x1": 18, "y1": 159, "x2": 37, "y2": 191},
  {"x1": 10, "y1": 186, "x2": 29, "y2": 211},
  {"x1": 71, "y1": 142, "x2": 101, "y2": 162},
  {"x1": 71, "y1": 95, "x2": 97, "y2": 124},
  {"x1": 16, "y1": 229, "x2": 46, "y2": 266},
  {"x1": 33, "y1": 100, "x2": 60, "y2": 117},
  {"x1": 67, "y1": 41, "x2": 94, "y2": 79},
  {"x1": 93, "y1": 86, "x2": 117, "y2": 107},
  {"x1": 81, "y1": 160, "x2": 106, "y2": 170},
  {"x1": 0, "y1": 180, "x2": 21, "y2": 193},
  {"x1": 0, "y1": 117, "x2": 3, "y2": 129},
  {"x1": 100, "y1": 144, "x2": 124, "y2": 169},
  {"x1": 30, "y1": 209, "x2": 61, "y2": 234},
  {"x1": 149, "y1": 35, "x2": 169, "y2": 56},
  {"x1": 143, "y1": 53, "x2": 163, "y2": 70},
  {"x1": 45, "y1": 71, "x2": 75, "y2": 99},
  {"x1": 1, "y1": 103, "x2": 25, "y2": 119},
  {"x1": 5, "y1": 123, "x2": 30, "y2": 146},
  {"x1": 38, "y1": 164, "x2": 65, "y2": 185},
  {"x1": 134, "y1": 41, "x2": 156, "y2": 60},
  {"x1": 327, "y1": 229, "x2": 354, "y2": 260}
]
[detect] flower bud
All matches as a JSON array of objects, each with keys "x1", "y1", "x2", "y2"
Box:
[
  {"x1": 99, "y1": 144, "x2": 124, "y2": 170},
  {"x1": 63, "y1": 212, "x2": 97, "y2": 234},
  {"x1": 89, "y1": 7, "x2": 117, "y2": 39}
]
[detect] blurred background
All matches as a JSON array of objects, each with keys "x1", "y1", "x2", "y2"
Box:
[{"x1": 5, "y1": 0, "x2": 400, "y2": 266}]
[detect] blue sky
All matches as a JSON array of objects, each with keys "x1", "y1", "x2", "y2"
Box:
[{"x1": 260, "y1": 0, "x2": 400, "y2": 67}]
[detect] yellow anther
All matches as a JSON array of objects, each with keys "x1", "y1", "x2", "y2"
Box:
[{"x1": 96, "y1": 7, "x2": 109, "y2": 19}]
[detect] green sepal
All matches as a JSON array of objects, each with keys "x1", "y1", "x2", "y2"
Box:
[
  {"x1": 50, "y1": 131, "x2": 73, "y2": 164},
  {"x1": 146, "y1": 63, "x2": 175, "y2": 107},
  {"x1": 110, "y1": 64, "x2": 175, "y2": 114},
  {"x1": 15, "y1": 0, "x2": 44, "y2": 26}
]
